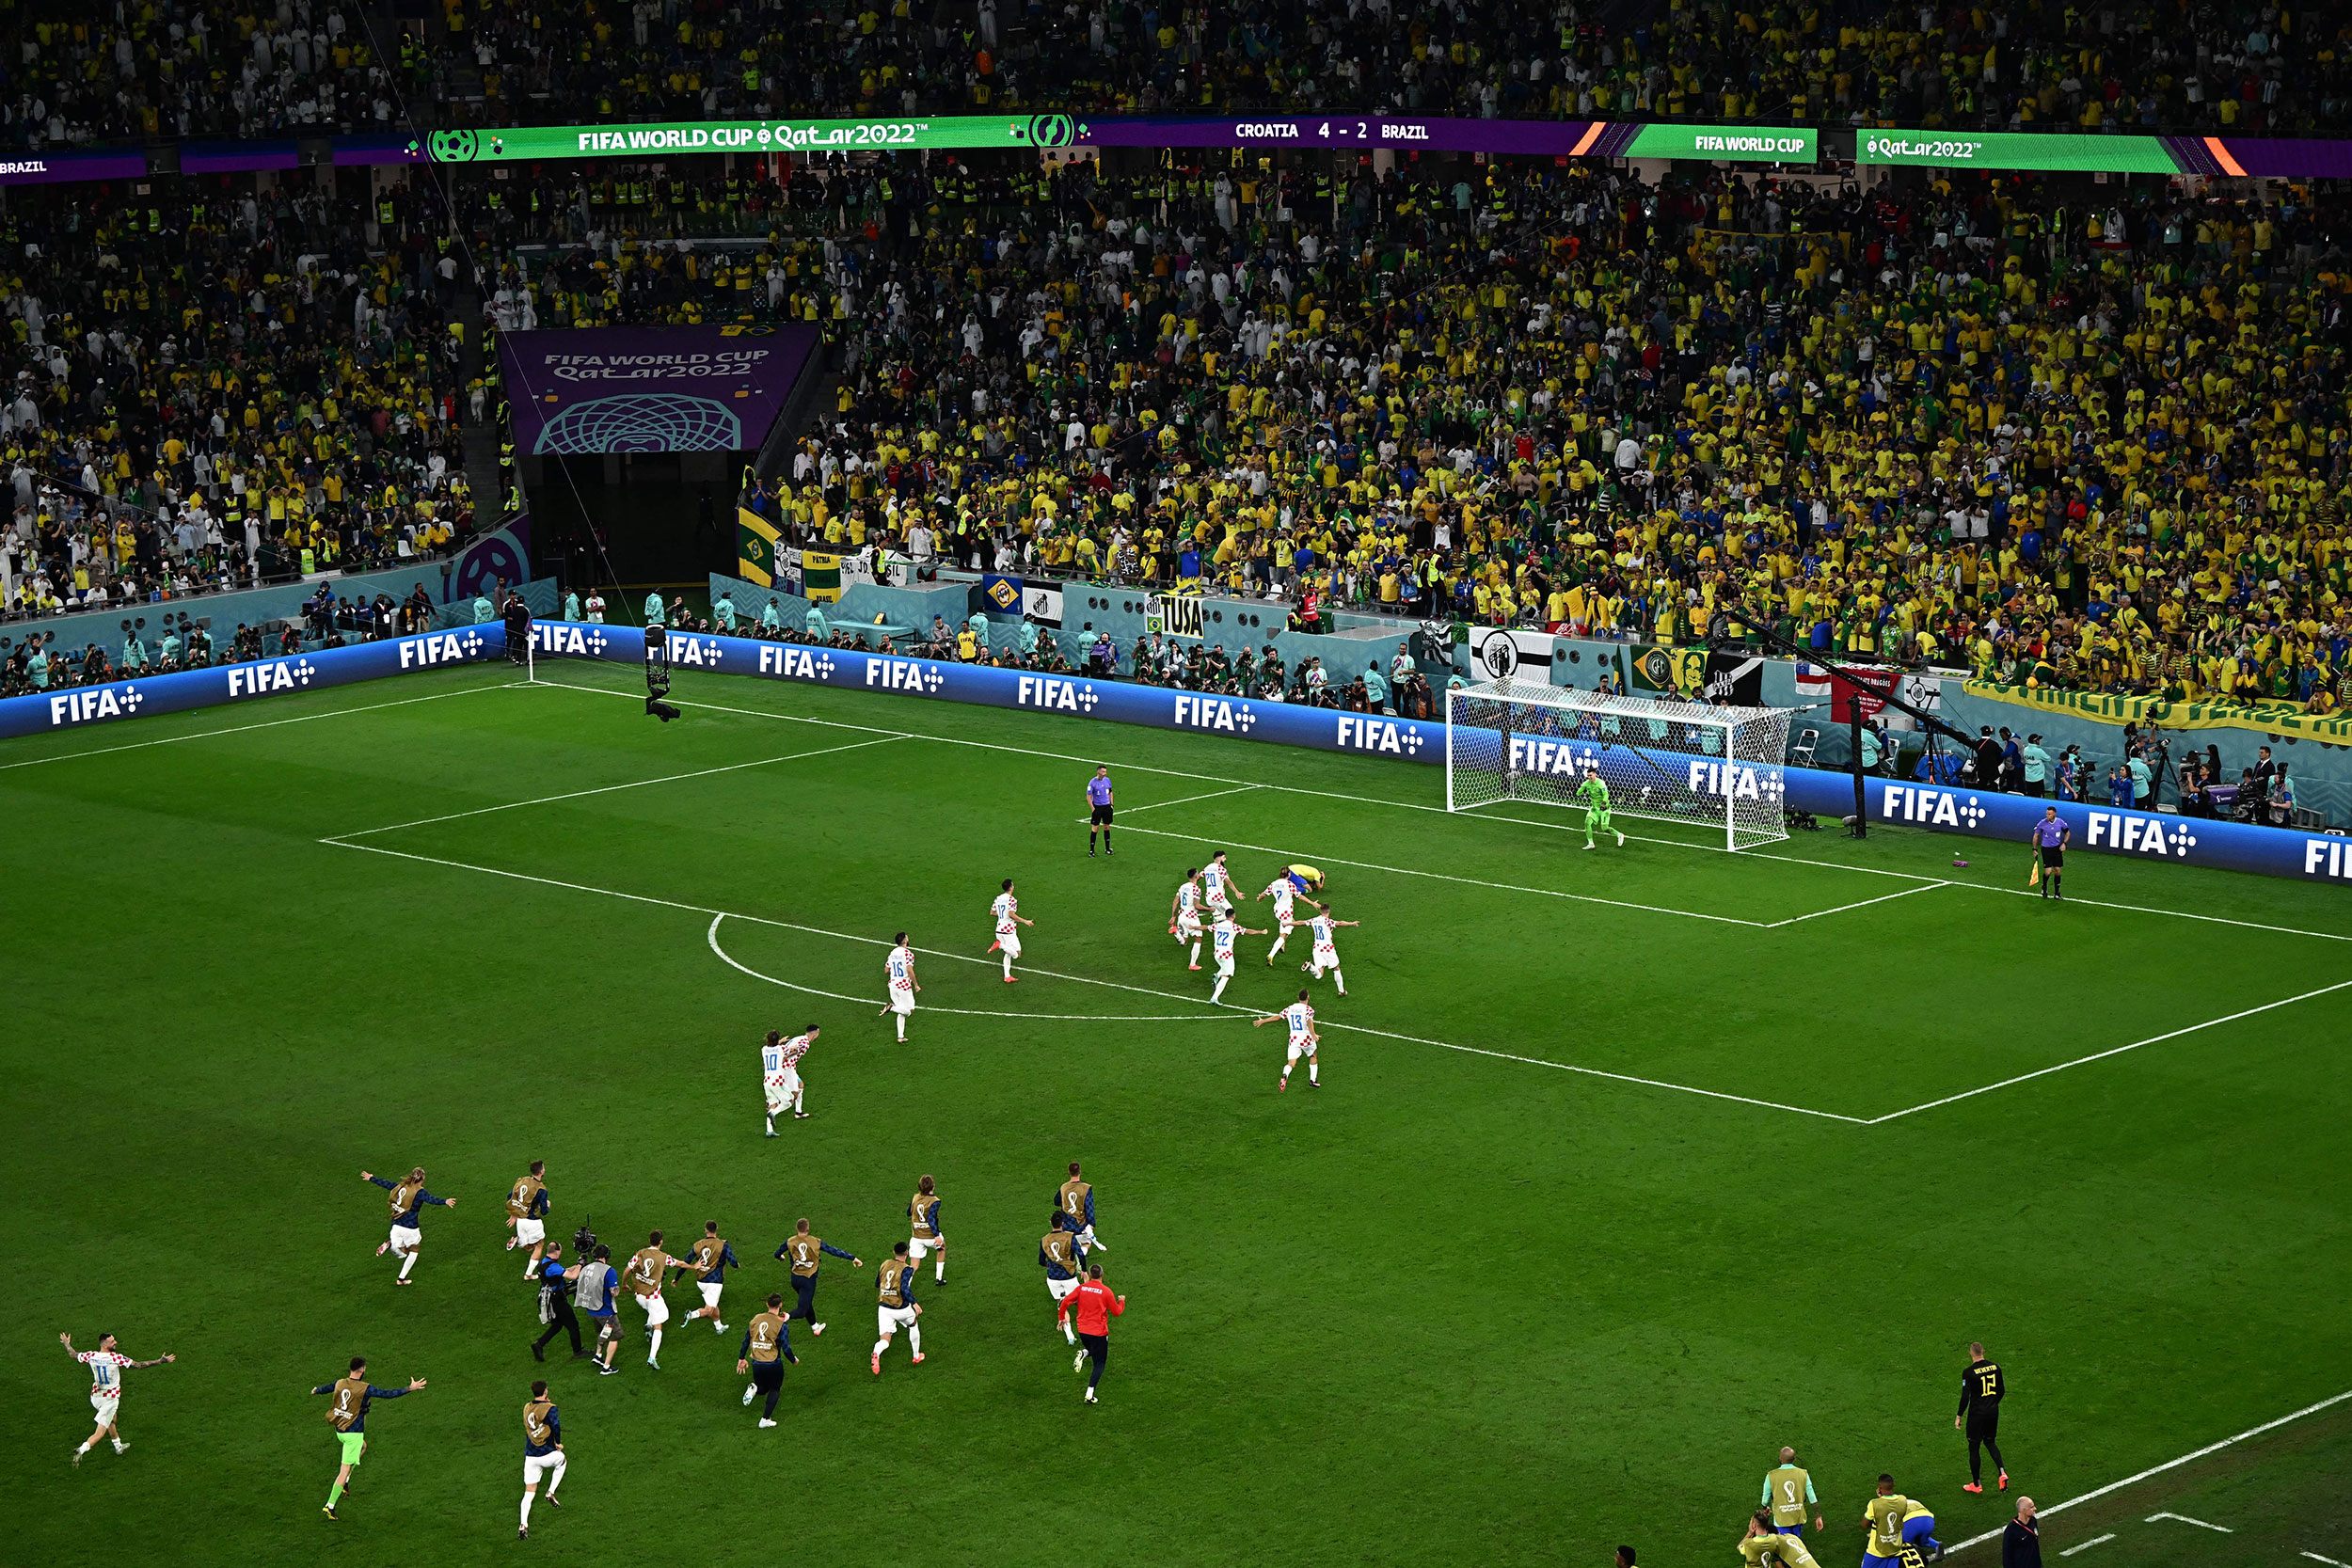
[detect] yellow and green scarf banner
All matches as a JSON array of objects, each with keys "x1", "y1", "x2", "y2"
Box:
[
  {"x1": 1965, "y1": 678, "x2": 2352, "y2": 743},
  {"x1": 802, "y1": 550, "x2": 843, "y2": 604}
]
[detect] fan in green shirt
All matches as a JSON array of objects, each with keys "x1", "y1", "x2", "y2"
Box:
[{"x1": 1575, "y1": 771, "x2": 1623, "y2": 850}]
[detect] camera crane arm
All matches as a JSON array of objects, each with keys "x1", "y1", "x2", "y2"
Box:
[
  {"x1": 1714, "y1": 607, "x2": 1979, "y2": 751},
  {"x1": 1708, "y1": 606, "x2": 1982, "y2": 835}
]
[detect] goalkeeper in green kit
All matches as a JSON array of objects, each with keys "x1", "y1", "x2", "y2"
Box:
[{"x1": 1576, "y1": 769, "x2": 1624, "y2": 849}]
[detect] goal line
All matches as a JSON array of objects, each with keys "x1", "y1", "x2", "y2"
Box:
[{"x1": 1446, "y1": 679, "x2": 1793, "y2": 851}]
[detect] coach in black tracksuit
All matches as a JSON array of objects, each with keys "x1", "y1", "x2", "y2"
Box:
[{"x1": 1957, "y1": 1340, "x2": 2008, "y2": 1490}]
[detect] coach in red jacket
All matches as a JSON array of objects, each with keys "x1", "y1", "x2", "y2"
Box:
[{"x1": 1057, "y1": 1264, "x2": 1125, "y2": 1404}]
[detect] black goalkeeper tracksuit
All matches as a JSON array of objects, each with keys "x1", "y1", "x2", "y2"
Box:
[{"x1": 1961, "y1": 1358, "x2": 2007, "y2": 1481}]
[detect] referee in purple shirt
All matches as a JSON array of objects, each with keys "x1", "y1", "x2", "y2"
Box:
[
  {"x1": 1087, "y1": 767, "x2": 1116, "y2": 857},
  {"x1": 2030, "y1": 807, "x2": 2070, "y2": 900}
]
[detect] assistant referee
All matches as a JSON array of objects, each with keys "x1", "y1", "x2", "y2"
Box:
[
  {"x1": 2029, "y1": 808, "x2": 2070, "y2": 900},
  {"x1": 1956, "y1": 1340, "x2": 2009, "y2": 1493},
  {"x1": 1087, "y1": 767, "x2": 1115, "y2": 856}
]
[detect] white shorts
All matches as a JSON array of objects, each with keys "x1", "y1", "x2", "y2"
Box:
[
  {"x1": 639, "y1": 1291, "x2": 670, "y2": 1327},
  {"x1": 766, "y1": 1084, "x2": 789, "y2": 1112},
  {"x1": 523, "y1": 1451, "x2": 565, "y2": 1487},
  {"x1": 1276, "y1": 914, "x2": 1295, "y2": 933},
  {"x1": 908, "y1": 1235, "x2": 944, "y2": 1261},
  {"x1": 877, "y1": 1304, "x2": 919, "y2": 1336},
  {"x1": 997, "y1": 931, "x2": 1022, "y2": 958},
  {"x1": 890, "y1": 988, "x2": 917, "y2": 1016},
  {"x1": 90, "y1": 1393, "x2": 119, "y2": 1426},
  {"x1": 1311, "y1": 944, "x2": 1339, "y2": 969},
  {"x1": 514, "y1": 1217, "x2": 546, "y2": 1246},
  {"x1": 1286, "y1": 1038, "x2": 1317, "y2": 1063},
  {"x1": 1046, "y1": 1274, "x2": 1081, "y2": 1302},
  {"x1": 1215, "y1": 952, "x2": 1235, "y2": 977},
  {"x1": 1206, "y1": 900, "x2": 1232, "y2": 923},
  {"x1": 1174, "y1": 912, "x2": 1201, "y2": 939},
  {"x1": 698, "y1": 1281, "x2": 724, "y2": 1308},
  {"x1": 388, "y1": 1223, "x2": 421, "y2": 1253}
]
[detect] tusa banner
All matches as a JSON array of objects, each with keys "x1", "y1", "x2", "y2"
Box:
[{"x1": 0, "y1": 626, "x2": 508, "y2": 740}]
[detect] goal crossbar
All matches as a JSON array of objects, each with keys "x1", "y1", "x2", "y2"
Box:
[{"x1": 1444, "y1": 678, "x2": 1793, "y2": 850}]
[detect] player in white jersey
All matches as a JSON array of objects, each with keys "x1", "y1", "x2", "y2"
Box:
[
  {"x1": 1168, "y1": 868, "x2": 1205, "y2": 969},
  {"x1": 1299, "y1": 902, "x2": 1360, "y2": 995},
  {"x1": 988, "y1": 879, "x2": 1034, "y2": 983},
  {"x1": 878, "y1": 931, "x2": 920, "y2": 1041},
  {"x1": 1205, "y1": 913, "x2": 1268, "y2": 1004},
  {"x1": 62, "y1": 1331, "x2": 174, "y2": 1465},
  {"x1": 1256, "y1": 874, "x2": 1300, "y2": 962},
  {"x1": 1254, "y1": 990, "x2": 1321, "y2": 1091},
  {"x1": 763, "y1": 1025, "x2": 818, "y2": 1134},
  {"x1": 1201, "y1": 851, "x2": 1237, "y2": 918}
]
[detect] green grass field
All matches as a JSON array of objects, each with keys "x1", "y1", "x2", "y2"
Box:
[{"x1": 5, "y1": 657, "x2": 2348, "y2": 1568}]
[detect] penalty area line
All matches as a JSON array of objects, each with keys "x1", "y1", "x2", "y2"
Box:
[
  {"x1": 318, "y1": 834, "x2": 1857, "y2": 1121},
  {"x1": 1104, "y1": 818, "x2": 1774, "y2": 928},
  {"x1": 323, "y1": 735, "x2": 905, "y2": 839},
  {"x1": 1942, "y1": 1388, "x2": 2352, "y2": 1557},
  {"x1": 0, "y1": 673, "x2": 524, "y2": 772},
  {"x1": 1865, "y1": 977, "x2": 2352, "y2": 1124},
  {"x1": 1758, "y1": 882, "x2": 1947, "y2": 927}
]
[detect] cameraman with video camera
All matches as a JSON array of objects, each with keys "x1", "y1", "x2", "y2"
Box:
[{"x1": 531, "y1": 1232, "x2": 588, "y2": 1361}]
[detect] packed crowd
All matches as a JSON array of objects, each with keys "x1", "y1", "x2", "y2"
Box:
[
  {"x1": 0, "y1": 180, "x2": 480, "y2": 626},
  {"x1": 3, "y1": 3, "x2": 411, "y2": 148},
  {"x1": 664, "y1": 154, "x2": 2352, "y2": 712},
  {"x1": 1642, "y1": 0, "x2": 2344, "y2": 135},
  {"x1": 386, "y1": 0, "x2": 2352, "y2": 136},
  {"x1": 18, "y1": 0, "x2": 2342, "y2": 155}
]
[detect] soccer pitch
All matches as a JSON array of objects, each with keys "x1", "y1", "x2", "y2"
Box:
[{"x1": 4, "y1": 658, "x2": 2348, "y2": 1568}]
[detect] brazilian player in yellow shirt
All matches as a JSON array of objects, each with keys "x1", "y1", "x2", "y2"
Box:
[
  {"x1": 1862, "y1": 1476, "x2": 1912, "y2": 1568},
  {"x1": 1739, "y1": 1512, "x2": 1821, "y2": 1567}
]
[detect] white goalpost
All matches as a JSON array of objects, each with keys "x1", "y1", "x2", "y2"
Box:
[{"x1": 1445, "y1": 679, "x2": 1795, "y2": 850}]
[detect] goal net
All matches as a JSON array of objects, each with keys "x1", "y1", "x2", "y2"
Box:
[{"x1": 1445, "y1": 679, "x2": 1794, "y2": 850}]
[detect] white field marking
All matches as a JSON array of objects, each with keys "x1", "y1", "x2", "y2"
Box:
[
  {"x1": 706, "y1": 915, "x2": 1232, "y2": 1022},
  {"x1": 317, "y1": 832, "x2": 1858, "y2": 1120},
  {"x1": 2302, "y1": 1552, "x2": 2350, "y2": 1565},
  {"x1": 1263, "y1": 996, "x2": 1871, "y2": 1123},
  {"x1": 2145, "y1": 1514, "x2": 2233, "y2": 1533},
  {"x1": 533, "y1": 673, "x2": 2350, "y2": 943},
  {"x1": 535, "y1": 674, "x2": 1914, "y2": 879},
  {"x1": 1943, "y1": 1388, "x2": 2352, "y2": 1557},
  {"x1": 1758, "y1": 882, "x2": 1946, "y2": 927},
  {"x1": 1118, "y1": 784, "x2": 1265, "y2": 816},
  {"x1": 715, "y1": 909, "x2": 1865, "y2": 1120},
  {"x1": 1104, "y1": 818, "x2": 1773, "y2": 928},
  {"x1": 1952, "y1": 882, "x2": 2352, "y2": 944},
  {"x1": 322, "y1": 736, "x2": 904, "y2": 840},
  {"x1": 348, "y1": 677, "x2": 2338, "y2": 1121},
  {"x1": 0, "y1": 673, "x2": 523, "y2": 772},
  {"x1": 1866, "y1": 978, "x2": 2352, "y2": 1124},
  {"x1": 2058, "y1": 1536, "x2": 2116, "y2": 1557}
]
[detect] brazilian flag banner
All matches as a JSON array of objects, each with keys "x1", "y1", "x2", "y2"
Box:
[
  {"x1": 737, "y1": 508, "x2": 781, "y2": 588},
  {"x1": 803, "y1": 550, "x2": 843, "y2": 604}
]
